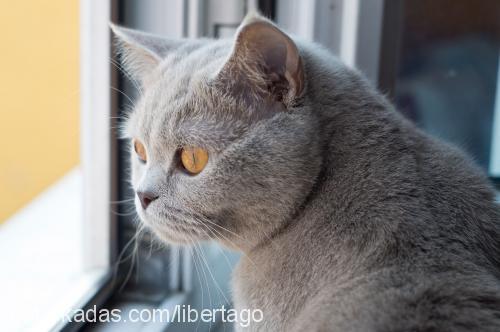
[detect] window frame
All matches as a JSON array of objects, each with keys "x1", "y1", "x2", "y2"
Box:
[
  {"x1": 80, "y1": 0, "x2": 119, "y2": 274},
  {"x1": 48, "y1": 0, "x2": 120, "y2": 330}
]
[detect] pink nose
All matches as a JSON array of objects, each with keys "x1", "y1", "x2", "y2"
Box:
[{"x1": 137, "y1": 191, "x2": 159, "y2": 209}]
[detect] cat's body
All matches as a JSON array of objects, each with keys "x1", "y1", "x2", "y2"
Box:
[
  {"x1": 112, "y1": 13, "x2": 500, "y2": 331},
  {"x1": 233, "y1": 43, "x2": 500, "y2": 331}
]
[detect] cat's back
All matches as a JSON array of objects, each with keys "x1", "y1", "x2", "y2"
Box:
[
  {"x1": 299, "y1": 39, "x2": 500, "y2": 275},
  {"x1": 291, "y1": 265, "x2": 500, "y2": 332},
  {"x1": 277, "y1": 40, "x2": 500, "y2": 331}
]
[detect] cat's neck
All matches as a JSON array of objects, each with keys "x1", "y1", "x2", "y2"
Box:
[{"x1": 244, "y1": 60, "x2": 408, "y2": 264}]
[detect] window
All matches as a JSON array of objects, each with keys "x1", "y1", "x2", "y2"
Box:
[
  {"x1": 378, "y1": 0, "x2": 500, "y2": 176},
  {"x1": 279, "y1": 0, "x2": 500, "y2": 183},
  {"x1": 2, "y1": 1, "x2": 256, "y2": 330},
  {"x1": 1, "y1": 1, "x2": 113, "y2": 330}
]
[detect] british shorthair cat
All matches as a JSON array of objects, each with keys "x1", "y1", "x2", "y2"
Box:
[{"x1": 112, "y1": 13, "x2": 500, "y2": 332}]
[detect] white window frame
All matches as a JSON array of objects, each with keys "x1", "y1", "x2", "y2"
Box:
[
  {"x1": 24, "y1": 1, "x2": 118, "y2": 331},
  {"x1": 81, "y1": 0, "x2": 115, "y2": 272}
]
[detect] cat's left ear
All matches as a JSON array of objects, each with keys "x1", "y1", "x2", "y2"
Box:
[
  {"x1": 217, "y1": 14, "x2": 305, "y2": 105},
  {"x1": 110, "y1": 24, "x2": 183, "y2": 85}
]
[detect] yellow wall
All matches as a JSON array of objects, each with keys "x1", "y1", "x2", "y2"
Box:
[{"x1": 0, "y1": 1, "x2": 79, "y2": 222}]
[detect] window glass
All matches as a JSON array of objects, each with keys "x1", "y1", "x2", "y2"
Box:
[{"x1": 392, "y1": 0, "x2": 500, "y2": 173}]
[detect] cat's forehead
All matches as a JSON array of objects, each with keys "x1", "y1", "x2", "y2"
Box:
[
  {"x1": 128, "y1": 41, "x2": 249, "y2": 150},
  {"x1": 130, "y1": 96, "x2": 247, "y2": 154},
  {"x1": 151, "y1": 40, "x2": 229, "y2": 101}
]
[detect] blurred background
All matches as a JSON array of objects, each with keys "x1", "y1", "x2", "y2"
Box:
[
  {"x1": 0, "y1": 0, "x2": 498, "y2": 331},
  {"x1": 0, "y1": 1, "x2": 80, "y2": 223},
  {"x1": 0, "y1": 1, "x2": 84, "y2": 331}
]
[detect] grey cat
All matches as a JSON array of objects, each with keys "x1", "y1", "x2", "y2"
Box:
[{"x1": 112, "y1": 12, "x2": 500, "y2": 332}]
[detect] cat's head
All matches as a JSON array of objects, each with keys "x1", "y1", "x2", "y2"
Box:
[{"x1": 113, "y1": 13, "x2": 321, "y2": 251}]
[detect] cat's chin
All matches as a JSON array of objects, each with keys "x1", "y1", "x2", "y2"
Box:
[
  {"x1": 152, "y1": 229, "x2": 194, "y2": 245},
  {"x1": 138, "y1": 215, "x2": 206, "y2": 245},
  {"x1": 143, "y1": 222, "x2": 200, "y2": 245}
]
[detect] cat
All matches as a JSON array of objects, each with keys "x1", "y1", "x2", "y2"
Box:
[{"x1": 112, "y1": 12, "x2": 500, "y2": 332}]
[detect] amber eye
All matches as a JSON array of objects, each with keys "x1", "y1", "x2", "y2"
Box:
[
  {"x1": 133, "y1": 139, "x2": 147, "y2": 163},
  {"x1": 180, "y1": 147, "x2": 209, "y2": 175}
]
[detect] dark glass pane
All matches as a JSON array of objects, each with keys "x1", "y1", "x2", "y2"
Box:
[{"x1": 392, "y1": 0, "x2": 500, "y2": 171}]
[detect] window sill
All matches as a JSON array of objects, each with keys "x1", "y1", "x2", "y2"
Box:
[{"x1": 0, "y1": 168, "x2": 110, "y2": 331}]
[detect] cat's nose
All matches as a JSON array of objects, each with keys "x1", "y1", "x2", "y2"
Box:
[{"x1": 137, "y1": 191, "x2": 159, "y2": 210}]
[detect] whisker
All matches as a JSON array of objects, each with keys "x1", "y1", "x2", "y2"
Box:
[
  {"x1": 119, "y1": 221, "x2": 146, "y2": 292},
  {"x1": 110, "y1": 198, "x2": 135, "y2": 204},
  {"x1": 110, "y1": 207, "x2": 137, "y2": 217},
  {"x1": 111, "y1": 219, "x2": 142, "y2": 289},
  {"x1": 197, "y1": 224, "x2": 235, "y2": 272},
  {"x1": 195, "y1": 214, "x2": 255, "y2": 247},
  {"x1": 191, "y1": 215, "x2": 259, "y2": 268},
  {"x1": 194, "y1": 240, "x2": 231, "y2": 306},
  {"x1": 110, "y1": 86, "x2": 136, "y2": 107},
  {"x1": 184, "y1": 235, "x2": 204, "y2": 332},
  {"x1": 109, "y1": 57, "x2": 143, "y2": 94},
  {"x1": 193, "y1": 241, "x2": 213, "y2": 319}
]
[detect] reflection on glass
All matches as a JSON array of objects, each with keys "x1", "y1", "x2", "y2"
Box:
[{"x1": 393, "y1": 0, "x2": 500, "y2": 172}]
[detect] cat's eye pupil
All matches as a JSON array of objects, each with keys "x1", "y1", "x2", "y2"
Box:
[
  {"x1": 189, "y1": 152, "x2": 196, "y2": 166},
  {"x1": 180, "y1": 147, "x2": 208, "y2": 175},
  {"x1": 134, "y1": 139, "x2": 147, "y2": 163}
]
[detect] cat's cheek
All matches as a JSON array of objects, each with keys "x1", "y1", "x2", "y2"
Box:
[
  {"x1": 133, "y1": 204, "x2": 178, "y2": 241},
  {"x1": 130, "y1": 157, "x2": 145, "y2": 190}
]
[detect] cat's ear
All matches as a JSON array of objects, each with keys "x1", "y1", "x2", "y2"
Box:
[
  {"x1": 110, "y1": 24, "x2": 182, "y2": 85},
  {"x1": 217, "y1": 13, "x2": 305, "y2": 105}
]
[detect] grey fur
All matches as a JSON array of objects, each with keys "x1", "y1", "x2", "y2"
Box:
[{"x1": 112, "y1": 13, "x2": 500, "y2": 332}]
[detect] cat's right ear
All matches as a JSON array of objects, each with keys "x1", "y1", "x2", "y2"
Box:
[{"x1": 110, "y1": 24, "x2": 181, "y2": 86}]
